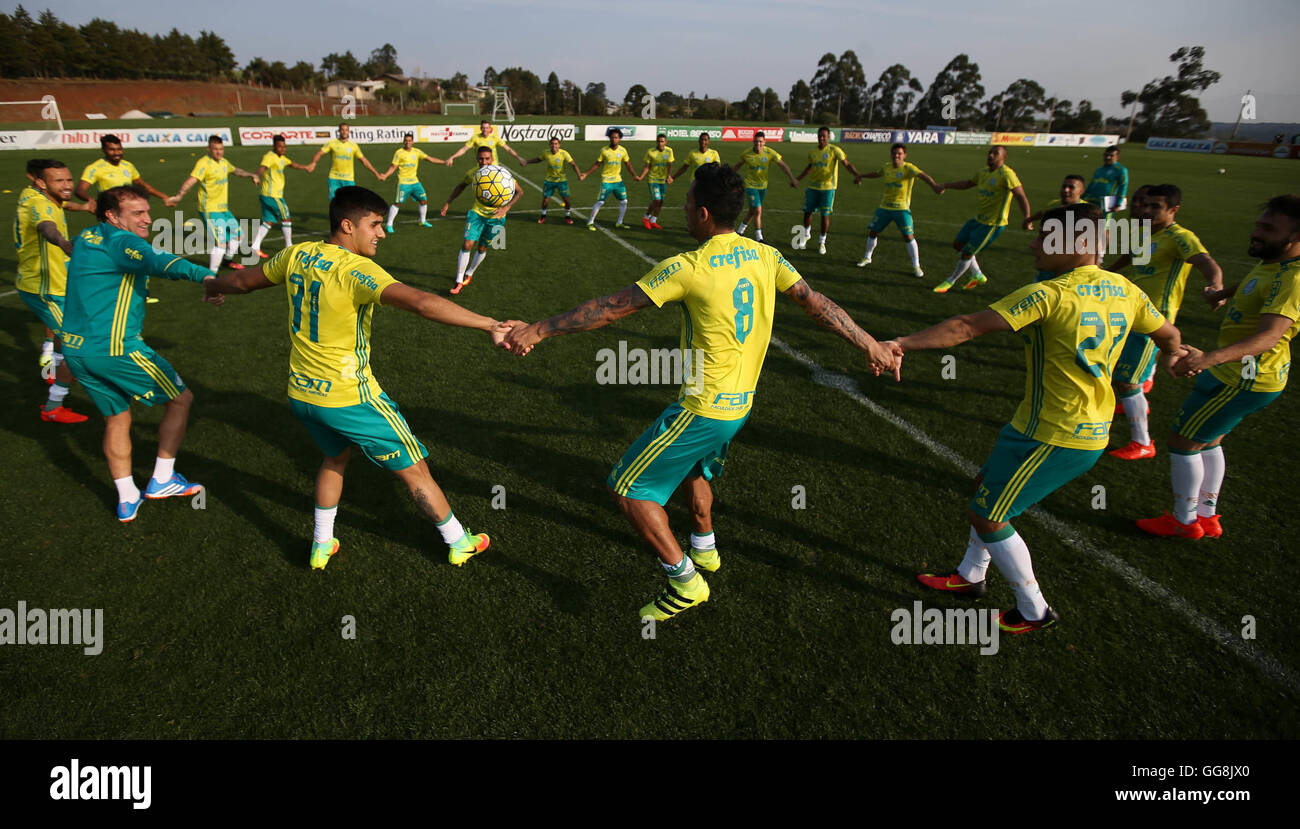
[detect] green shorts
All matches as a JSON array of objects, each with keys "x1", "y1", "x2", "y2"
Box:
[
  {"x1": 1114, "y1": 332, "x2": 1159, "y2": 386},
  {"x1": 607, "y1": 403, "x2": 749, "y2": 505},
  {"x1": 64, "y1": 346, "x2": 186, "y2": 417},
  {"x1": 395, "y1": 182, "x2": 427, "y2": 204},
  {"x1": 598, "y1": 182, "x2": 628, "y2": 202},
  {"x1": 328, "y1": 177, "x2": 353, "y2": 199},
  {"x1": 259, "y1": 196, "x2": 290, "y2": 224},
  {"x1": 464, "y1": 211, "x2": 505, "y2": 246},
  {"x1": 648, "y1": 182, "x2": 667, "y2": 201},
  {"x1": 970, "y1": 424, "x2": 1104, "y2": 522},
  {"x1": 745, "y1": 187, "x2": 766, "y2": 208},
  {"x1": 542, "y1": 180, "x2": 570, "y2": 199},
  {"x1": 803, "y1": 188, "x2": 835, "y2": 216},
  {"x1": 868, "y1": 207, "x2": 914, "y2": 236},
  {"x1": 1170, "y1": 373, "x2": 1282, "y2": 444},
  {"x1": 289, "y1": 392, "x2": 428, "y2": 471},
  {"x1": 955, "y1": 219, "x2": 1004, "y2": 256},
  {"x1": 18, "y1": 289, "x2": 64, "y2": 335},
  {"x1": 203, "y1": 211, "x2": 241, "y2": 244}
]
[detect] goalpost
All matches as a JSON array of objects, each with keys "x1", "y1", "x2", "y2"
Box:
[
  {"x1": 0, "y1": 94, "x2": 64, "y2": 129},
  {"x1": 267, "y1": 103, "x2": 309, "y2": 118},
  {"x1": 443, "y1": 102, "x2": 478, "y2": 116}
]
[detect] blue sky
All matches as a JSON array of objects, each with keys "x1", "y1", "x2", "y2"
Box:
[{"x1": 33, "y1": 0, "x2": 1300, "y2": 122}]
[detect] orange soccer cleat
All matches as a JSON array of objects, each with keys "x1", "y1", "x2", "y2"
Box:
[
  {"x1": 1107, "y1": 441, "x2": 1157, "y2": 460},
  {"x1": 1136, "y1": 512, "x2": 1205, "y2": 539}
]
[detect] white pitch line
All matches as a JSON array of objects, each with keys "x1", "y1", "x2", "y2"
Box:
[{"x1": 580, "y1": 213, "x2": 1300, "y2": 696}]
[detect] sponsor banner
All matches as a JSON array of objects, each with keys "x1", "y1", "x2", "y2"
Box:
[
  {"x1": 719, "y1": 126, "x2": 784, "y2": 142},
  {"x1": 992, "y1": 132, "x2": 1036, "y2": 146},
  {"x1": 1213, "y1": 140, "x2": 1300, "y2": 158},
  {"x1": 662, "y1": 126, "x2": 722, "y2": 141},
  {"x1": 1146, "y1": 137, "x2": 1212, "y2": 153},
  {"x1": 240, "y1": 124, "x2": 429, "y2": 146},
  {"x1": 0, "y1": 126, "x2": 232, "y2": 151},
  {"x1": 925, "y1": 125, "x2": 957, "y2": 132},
  {"x1": 1034, "y1": 133, "x2": 1120, "y2": 147},
  {"x1": 947, "y1": 131, "x2": 992, "y2": 145},
  {"x1": 582, "y1": 124, "x2": 659, "y2": 141},
  {"x1": 417, "y1": 124, "x2": 477, "y2": 144},
  {"x1": 497, "y1": 123, "x2": 577, "y2": 142},
  {"x1": 840, "y1": 128, "x2": 895, "y2": 143},
  {"x1": 787, "y1": 127, "x2": 837, "y2": 143},
  {"x1": 892, "y1": 129, "x2": 945, "y2": 145}
]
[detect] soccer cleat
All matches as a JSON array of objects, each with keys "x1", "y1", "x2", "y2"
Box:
[
  {"x1": 144, "y1": 472, "x2": 203, "y2": 500},
  {"x1": 1107, "y1": 440, "x2": 1156, "y2": 460},
  {"x1": 565, "y1": 217, "x2": 574, "y2": 225},
  {"x1": 537, "y1": 217, "x2": 546, "y2": 224},
  {"x1": 258, "y1": 250, "x2": 269, "y2": 259},
  {"x1": 639, "y1": 572, "x2": 710, "y2": 622},
  {"x1": 642, "y1": 217, "x2": 653, "y2": 230},
  {"x1": 38, "y1": 351, "x2": 53, "y2": 367},
  {"x1": 818, "y1": 241, "x2": 827, "y2": 255},
  {"x1": 687, "y1": 547, "x2": 720, "y2": 573},
  {"x1": 856, "y1": 256, "x2": 872, "y2": 267},
  {"x1": 913, "y1": 266, "x2": 924, "y2": 278},
  {"x1": 419, "y1": 221, "x2": 433, "y2": 228},
  {"x1": 615, "y1": 223, "x2": 630, "y2": 229},
  {"x1": 587, "y1": 222, "x2": 596, "y2": 232},
  {"x1": 1198, "y1": 514, "x2": 1223, "y2": 539},
  {"x1": 310, "y1": 538, "x2": 339, "y2": 571},
  {"x1": 450, "y1": 281, "x2": 465, "y2": 295},
  {"x1": 116, "y1": 497, "x2": 143, "y2": 523},
  {"x1": 40, "y1": 405, "x2": 88, "y2": 424},
  {"x1": 385, "y1": 224, "x2": 395, "y2": 233},
  {"x1": 1136, "y1": 511, "x2": 1205, "y2": 540},
  {"x1": 961, "y1": 272, "x2": 988, "y2": 291},
  {"x1": 998, "y1": 606, "x2": 1060, "y2": 634},
  {"x1": 44, "y1": 374, "x2": 55, "y2": 386},
  {"x1": 1142, "y1": 378, "x2": 1154, "y2": 393},
  {"x1": 916, "y1": 570, "x2": 987, "y2": 598},
  {"x1": 932, "y1": 279, "x2": 957, "y2": 294},
  {"x1": 448, "y1": 531, "x2": 490, "y2": 566},
  {"x1": 651, "y1": 220, "x2": 662, "y2": 230},
  {"x1": 146, "y1": 297, "x2": 160, "y2": 304}
]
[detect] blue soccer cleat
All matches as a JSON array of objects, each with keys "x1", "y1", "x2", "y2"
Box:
[
  {"x1": 144, "y1": 472, "x2": 203, "y2": 500},
  {"x1": 117, "y1": 497, "x2": 143, "y2": 523}
]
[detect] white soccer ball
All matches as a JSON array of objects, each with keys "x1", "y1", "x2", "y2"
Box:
[
  {"x1": 473, "y1": 165, "x2": 516, "y2": 208},
  {"x1": 1217, "y1": 168, "x2": 1226, "y2": 175}
]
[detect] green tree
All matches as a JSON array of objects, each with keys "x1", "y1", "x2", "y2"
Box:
[
  {"x1": 545, "y1": 71, "x2": 561, "y2": 113},
  {"x1": 911, "y1": 54, "x2": 983, "y2": 128},
  {"x1": 984, "y1": 78, "x2": 1046, "y2": 131},
  {"x1": 624, "y1": 83, "x2": 649, "y2": 116},
  {"x1": 1121, "y1": 46, "x2": 1220, "y2": 139},
  {"x1": 868, "y1": 64, "x2": 922, "y2": 126},
  {"x1": 810, "y1": 50, "x2": 867, "y2": 123},
  {"x1": 321, "y1": 51, "x2": 364, "y2": 80},
  {"x1": 366, "y1": 43, "x2": 401, "y2": 77},
  {"x1": 787, "y1": 79, "x2": 813, "y2": 121}
]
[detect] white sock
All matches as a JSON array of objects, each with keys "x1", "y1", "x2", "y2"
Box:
[
  {"x1": 466, "y1": 249, "x2": 487, "y2": 275},
  {"x1": 985, "y1": 528, "x2": 1047, "y2": 620},
  {"x1": 863, "y1": 236, "x2": 879, "y2": 258},
  {"x1": 314, "y1": 505, "x2": 337, "y2": 544},
  {"x1": 616, "y1": 200, "x2": 628, "y2": 224},
  {"x1": 114, "y1": 475, "x2": 139, "y2": 504},
  {"x1": 225, "y1": 237, "x2": 239, "y2": 260},
  {"x1": 436, "y1": 510, "x2": 467, "y2": 545},
  {"x1": 737, "y1": 222, "x2": 748, "y2": 235},
  {"x1": 801, "y1": 224, "x2": 812, "y2": 241},
  {"x1": 455, "y1": 249, "x2": 470, "y2": 281},
  {"x1": 818, "y1": 233, "x2": 827, "y2": 244},
  {"x1": 755, "y1": 228, "x2": 763, "y2": 241},
  {"x1": 956, "y1": 526, "x2": 990, "y2": 583},
  {"x1": 565, "y1": 206, "x2": 571, "y2": 217},
  {"x1": 541, "y1": 206, "x2": 548, "y2": 217},
  {"x1": 282, "y1": 222, "x2": 293, "y2": 246},
  {"x1": 690, "y1": 531, "x2": 716, "y2": 550},
  {"x1": 905, "y1": 238, "x2": 920, "y2": 267},
  {"x1": 52, "y1": 352, "x2": 64, "y2": 367},
  {"x1": 970, "y1": 255, "x2": 984, "y2": 276},
  {"x1": 1197, "y1": 446, "x2": 1225, "y2": 518},
  {"x1": 46, "y1": 382, "x2": 69, "y2": 407},
  {"x1": 947, "y1": 257, "x2": 974, "y2": 283},
  {"x1": 1122, "y1": 391, "x2": 1150, "y2": 445},
  {"x1": 418, "y1": 203, "x2": 428, "y2": 223},
  {"x1": 208, "y1": 246, "x2": 224, "y2": 272},
  {"x1": 41, "y1": 339, "x2": 54, "y2": 355},
  {"x1": 589, "y1": 200, "x2": 604, "y2": 223},
  {"x1": 386, "y1": 204, "x2": 399, "y2": 226},
  {"x1": 1171, "y1": 452, "x2": 1203, "y2": 524},
  {"x1": 152, "y1": 455, "x2": 176, "y2": 484},
  {"x1": 251, "y1": 222, "x2": 271, "y2": 253}
]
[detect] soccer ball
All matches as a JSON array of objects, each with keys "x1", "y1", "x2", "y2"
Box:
[
  {"x1": 1217, "y1": 168, "x2": 1226, "y2": 175},
  {"x1": 473, "y1": 165, "x2": 515, "y2": 208}
]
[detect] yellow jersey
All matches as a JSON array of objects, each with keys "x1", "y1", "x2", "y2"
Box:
[
  {"x1": 188, "y1": 156, "x2": 234, "y2": 214},
  {"x1": 878, "y1": 161, "x2": 921, "y2": 210},
  {"x1": 79, "y1": 159, "x2": 140, "y2": 193},
  {"x1": 13, "y1": 186, "x2": 68, "y2": 298},
  {"x1": 1130, "y1": 223, "x2": 1207, "y2": 322},
  {"x1": 738, "y1": 146, "x2": 783, "y2": 190},
  {"x1": 973, "y1": 165, "x2": 1022, "y2": 226},
  {"x1": 391, "y1": 147, "x2": 431, "y2": 185},
  {"x1": 462, "y1": 168, "x2": 498, "y2": 218},
  {"x1": 635, "y1": 232, "x2": 803, "y2": 421},
  {"x1": 684, "y1": 148, "x2": 721, "y2": 172},
  {"x1": 464, "y1": 133, "x2": 506, "y2": 164},
  {"x1": 1209, "y1": 257, "x2": 1300, "y2": 392},
  {"x1": 596, "y1": 146, "x2": 631, "y2": 184},
  {"x1": 643, "y1": 147, "x2": 675, "y2": 183},
  {"x1": 540, "y1": 149, "x2": 574, "y2": 183},
  {"x1": 263, "y1": 241, "x2": 399, "y2": 407},
  {"x1": 989, "y1": 266, "x2": 1166, "y2": 449},
  {"x1": 805, "y1": 144, "x2": 847, "y2": 191},
  {"x1": 323, "y1": 138, "x2": 365, "y2": 180},
  {"x1": 259, "y1": 152, "x2": 294, "y2": 199}
]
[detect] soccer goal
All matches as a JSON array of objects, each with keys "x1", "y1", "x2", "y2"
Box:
[
  {"x1": 267, "y1": 103, "x2": 309, "y2": 118},
  {"x1": 443, "y1": 102, "x2": 478, "y2": 116},
  {"x1": 0, "y1": 94, "x2": 63, "y2": 129}
]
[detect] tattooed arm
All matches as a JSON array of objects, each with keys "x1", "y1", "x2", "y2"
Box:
[
  {"x1": 502, "y1": 285, "x2": 653, "y2": 355},
  {"x1": 782, "y1": 279, "x2": 899, "y2": 379}
]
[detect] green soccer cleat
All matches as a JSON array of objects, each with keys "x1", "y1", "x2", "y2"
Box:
[
  {"x1": 932, "y1": 278, "x2": 957, "y2": 294},
  {"x1": 614, "y1": 223, "x2": 630, "y2": 229},
  {"x1": 385, "y1": 224, "x2": 395, "y2": 233},
  {"x1": 687, "y1": 547, "x2": 720, "y2": 572},
  {"x1": 448, "y1": 531, "x2": 490, "y2": 566},
  {"x1": 310, "y1": 538, "x2": 339, "y2": 570},
  {"x1": 419, "y1": 221, "x2": 432, "y2": 228},
  {"x1": 961, "y1": 272, "x2": 988, "y2": 291},
  {"x1": 639, "y1": 572, "x2": 710, "y2": 621},
  {"x1": 587, "y1": 223, "x2": 597, "y2": 232}
]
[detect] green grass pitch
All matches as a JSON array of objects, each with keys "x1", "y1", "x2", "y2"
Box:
[{"x1": 2, "y1": 125, "x2": 1297, "y2": 738}]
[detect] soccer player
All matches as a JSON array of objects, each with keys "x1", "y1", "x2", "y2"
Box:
[
  {"x1": 522, "y1": 136, "x2": 581, "y2": 224},
  {"x1": 580, "y1": 128, "x2": 637, "y2": 231},
  {"x1": 60, "y1": 186, "x2": 223, "y2": 522},
  {"x1": 733, "y1": 130, "x2": 797, "y2": 243},
  {"x1": 670, "y1": 132, "x2": 721, "y2": 182},
  {"x1": 931, "y1": 145, "x2": 1032, "y2": 293},
  {"x1": 1136, "y1": 194, "x2": 1300, "y2": 540},
  {"x1": 501, "y1": 163, "x2": 898, "y2": 621},
  {"x1": 308, "y1": 123, "x2": 385, "y2": 199},
  {"x1": 1106, "y1": 184, "x2": 1223, "y2": 460},
  {"x1": 634, "y1": 133, "x2": 675, "y2": 230},
  {"x1": 380, "y1": 133, "x2": 446, "y2": 232},
  {"x1": 793, "y1": 126, "x2": 864, "y2": 255},
  {"x1": 168, "y1": 135, "x2": 260, "y2": 273},
  {"x1": 854, "y1": 143, "x2": 943, "y2": 277},
  {"x1": 443, "y1": 120, "x2": 525, "y2": 168},
  {"x1": 1030, "y1": 174, "x2": 1088, "y2": 282},
  {"x1": 893, "y1": 201, "x2": 1182, "y2": 633},
  {"x1": 251, "y1": 134, "x2": 310, "y2": 258},
  {"x1": 14, "y1": 159, "x2": 93, "y2": 422},
  {"x1": 439, "y1": 146, "x2": 524, "y2": 294},
  {"x1": 75, "y1": 134, "x2": 170, "y2": 207},
  {"x1": 203, "y1": 186, "x2": 516, "y2": 568},
  {"x1": 1083, "y1": 146, "x2": 1129, "y2": 215}
]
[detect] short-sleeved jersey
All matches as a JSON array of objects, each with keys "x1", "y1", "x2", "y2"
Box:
[
  {"x1": 61, "y1": 223, "x2": 212, "y2": 357},
  {"x1": 540, "y1": 149, "x2": 574, "y2": 183},
  {"x1": 643, "y1": 147, "x2": 675, "y2": 183},
  {"x1": 738, "y1": 146, "x2": 783, "y2": 190},
  {"x1": 877, "y1": 161, "x2": 921, "y2": 210},
  {"x1": 805, "y1": 144, "x2": 848, "y2": 191},
  {"x1": 79, "y1": 159, "x2": 140, "y2": 193},
  {"x1": 464, "y1": 133, "x2": 506, "y2": 164},
  {"x1": 1209, "y1": 257, "x2": 1300, "y2": 392},
  {"x1": 462, "y1": 168, "x2": 499, "y2": 218},
  {"x1": 323, "y1": 138, "x2": 365, "y2": 180},
  {"x1": 635, "y1": 232, "x2": 803, "y2": 421},
  {"x1": 1084, "y1": 162, "x2": 1129, "y2": 203},
  {"x1": 596, "y1": 145, "x2": 631, "y2": 184},
  {"x1": 1130, "y1": 223, "x2": 1208, "y2": 322},
  {"x1": 263, "y1": 241, "x2": 399, "y2": 407},
  {"x1": 973, "y1": 165, "x2": 1023, "y2": 226},
  {"x1": 684, "y1": 148, "x2": 721, "y2": 172},
  {"x1": 390, "y1": 147, "x2": 431, "y2": 185},
  {"x1": 259, "y1": 152, "x2": 294, "y2": 199},
  {"x1": 14, "y1": 186, "x2": 69, "y2": 297},
  {"x1": 988, "y1": 266, "x2": 1166, "y2": 449},
  {"x1": 188, "y1": 156, "x2": 235, "y2": 213}
]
